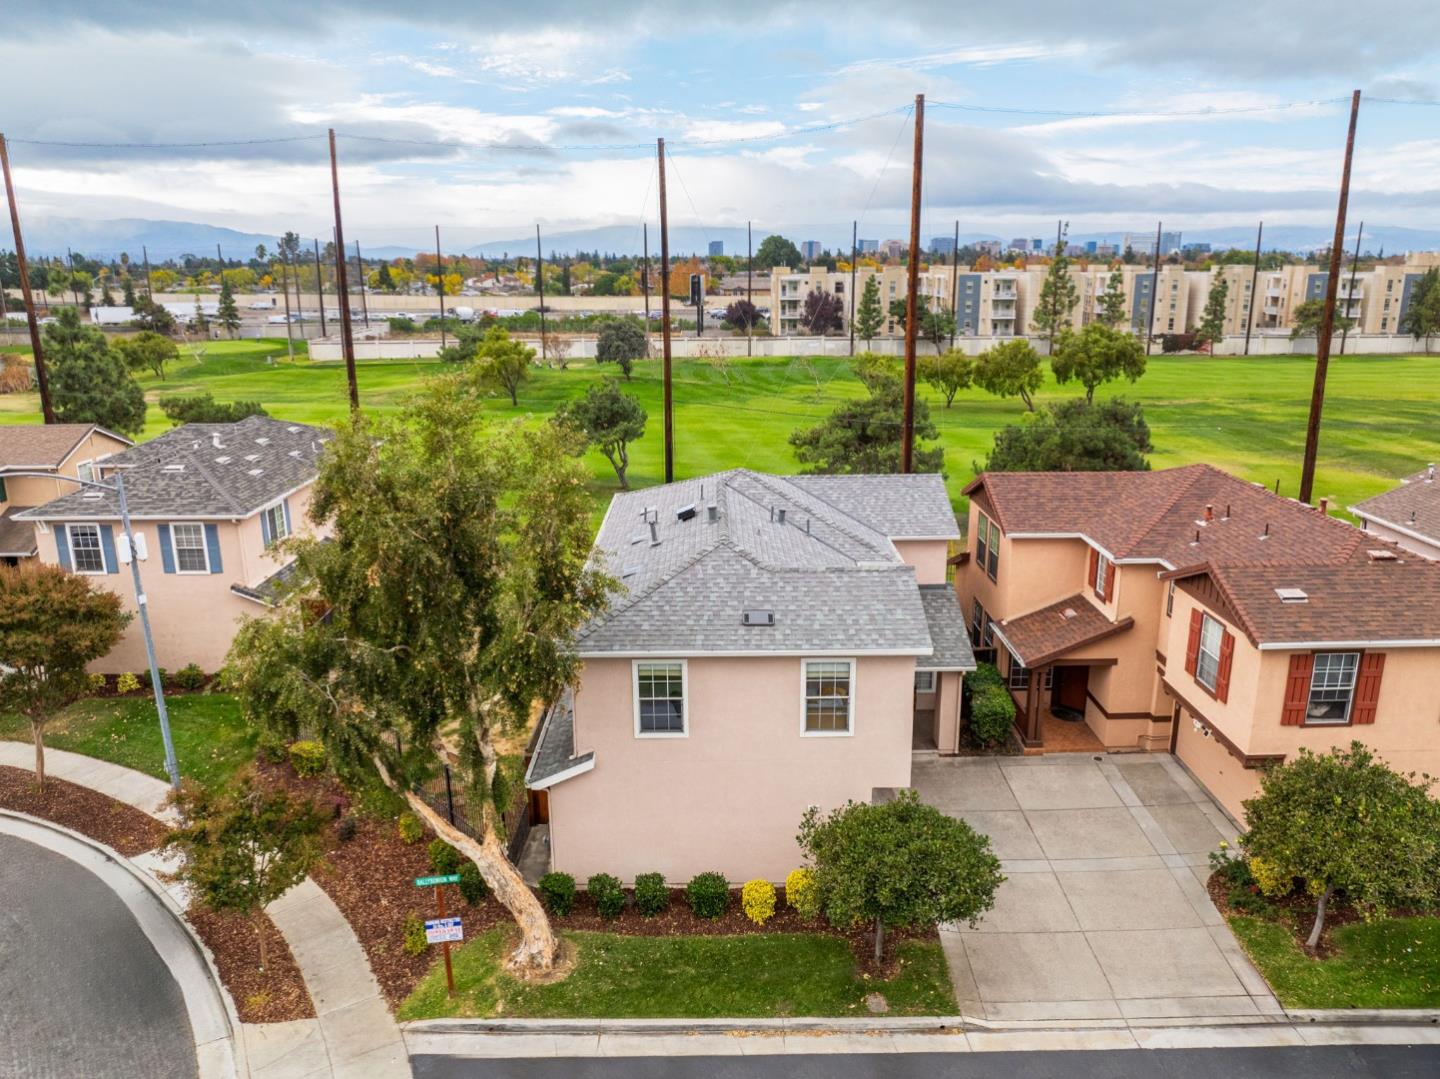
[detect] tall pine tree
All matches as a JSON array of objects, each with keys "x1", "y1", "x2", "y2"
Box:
[
  {"x1": 1030, "y1": 246, "x2": 1080, "y2": 349},
  {"x1": 854, "y1": 275, "x2": 883, "y2": 345}
]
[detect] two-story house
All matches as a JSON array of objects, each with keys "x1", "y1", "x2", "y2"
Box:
[
  {"x1": 17, "y1": 415, "x2": 330, "y2": 672},
  {"x1": 524, "y1": 469, "x2": 973, "y2": 884},
  {"x1": 958, "y1": 465, "x2": 1440, "y2": 821},
  {"x1": 1350, "y1": 463, "x2": 1440, "y2": 561},
  {"x1": 0, "y1": 423, "x2": 132, "y2": 564}
]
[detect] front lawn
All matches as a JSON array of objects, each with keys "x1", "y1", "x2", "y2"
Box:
[
  {"x1": 1229, "y1": 915, "x2": 1440, "y2": 1009},
  {"x1": 397, "y1": 927, "x2": 955, "y2": 1020},
  {"x1": 0, "y1": 692, "x2": 256, "y2": 789}
]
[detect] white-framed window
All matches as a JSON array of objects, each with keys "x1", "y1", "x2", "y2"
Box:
[
  {"x1": 262, "y1": 502, "x2": 289, "y2": 546},
  {"x1": 1093, "y1": 553, "x2": 1111, "y2": 598},
  {"x1": 75, "y1": 459, "x2": 95, "y2": 484},
  {"x1": 914, "y1": 670, "x2": 935, "y2": 693},
  {"x1": 68, "y1": 523, "x2": 105, "y2": 574},
  {"x1": 1307, "y1": 652, "x2": 1359, "y2": 725},
  {"x1": 975, "y1": 512, "x2": 1000, "y2": 582},
  {"x1": 1008, "y1": 660, "x2": 1053, "y2": 691},
  {"x1": 970, "y1": 600, "x2": 985, "y2": 646},
  {"x1": 1196, "y1": 614, "x2": 1224, "y2": 692},
  {"x1": 633, "y1": 660, "x2": 687, "y2": 737},
  {"x1": 171, "y1": 522, "x2": 210, "y2": 574},
  {"x1": 802, "y1": 658, "x2": 854, "y2": 736}
]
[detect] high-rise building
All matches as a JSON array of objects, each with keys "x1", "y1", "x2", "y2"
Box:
[
  {"x1": 1085, "y1": 240, "x2": 1098, "y2": 254},
  {"x1": 856, "y1": 238, "x2": 879, "y2": 254},
  {"x1": 930, "y1": 236, "x2": 956, "y2": 256},
  {"x1": 1009, "y1": 238, "x2": 1029, "y2": 252},
  {"x1": 1123, "y1": 231, "x2": 1184, "y2": 257},
  {"x1": 800, "y1": 240, "x2": 822, "y2": 260},
  {"x1": 1031, "y1": 239, "x2": 1044, "y2": 252},
  {"x1": 708, "y1": 240, "x2": 724, "y2": 257},
  {"x1": 880, "y1": 239, "x2": 905, "y2": 260}
]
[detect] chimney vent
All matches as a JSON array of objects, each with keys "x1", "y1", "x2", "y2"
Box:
[
  {"x1": 211, "y1": 432, "x2": 224, "y2": 449},
  {"x1": 706, "y1": 504, "x2": 718, "y2": 524},
  {"x1": 1204, "y1": 504, "x2": 1214, "y2": 522},
  {"x1": 648, "y1": 520, "x2": 660, "y2": 546},
  {"x1": 1319, "y1": 496, "x2": 1330, "y2": 515},
  {"x1": 1260, "y1": 522, "x2": 1271, "y2": 540},
  {"x1": 1428, "y1": 463, "x2": 1436, "y2": 483},
  {"x1": 776, "y1": 508, "x2": 787, "y2": 525}
]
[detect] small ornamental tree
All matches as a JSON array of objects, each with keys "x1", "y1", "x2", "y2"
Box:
[
  {"x1": 165, "y1": 772, "x2": 325, "y2": 970},
  {"x1": 555, "y1": 379, "x2": 647, "y2": 489},
  {"x1": 801, "y1": 289, "x2": 844, "y2": 336},
  {"x1": 471, "y1": 326, "x2": 535, "y2": 406},
  {"x1": 798, "y1": 790, "x2": 1003, "y2": 962},
  {"x1": 790, "y1": 371, "x2": 944, "y2": 474},
  {"x1": 1194, "y1": 275, "x2": 1228, "y2": 351},
  {"x1": 1240, "y1": 743, "x2": 1440, "y2": 949},
  {"x1": 918, "y1": 350, "x2": 973, "y2": 408},
  {"x1": 1400, "y1": 266, "x2": 1440, "y2": 352},
  {"x1": 723, "y1": 298, "x2": 760, "y2": 333},
  {"x1": 217, "y1": 279, "x2": 241, "y2": 338},
  {"x1": 1098, "y1": 269, "x2": 1127, "y2": 328},
  {"x1": 984, "y1": 398, "x2": 1153, "y2": 473},
  {"x1": 853, "y1": 275, "x2": 883, "y2": 345},
  {"x1": 1289, "y1": 298, "x2": 1353, "y2": 341},
  {"x1": 1049, "y1": 322, "x2": 1146, "y2": 403},
  {"x1": 114, "y1": 330, "x2": 179, "y2": 381},
  {"x1": 596, "y1": 318, "x2": 647, "y2": 379},
  {"x1": 0, "y1": 564, "x2": 130, "y2": 790},
  {"x1": 130, "y1": 296, "x2": 177, "y2": 334},
  {"x1": 973, "y1": 339, "x2": 1044, "y2": 412}
]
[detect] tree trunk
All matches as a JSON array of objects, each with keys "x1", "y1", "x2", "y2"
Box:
[
  {"x1": 1306, "y1": 886, "x2": 1333, "y2": 951},
  {"x1": 30, "y1": 720, "x2": 45, "y2": 792},
  {"x1": 256, "y1": 910, "x2": 269, "y2": 971},
  {"x1": 873, "y1": 916, "x2": 884, "y2": 965}
]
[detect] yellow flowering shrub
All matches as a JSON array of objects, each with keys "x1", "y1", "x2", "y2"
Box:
[
  {"x1": 741, "y1": 879, "x2": 777, "y2": 926},
  {"x1": 1247, "y1": 856, "x2": 1292, "y2": 898},
  {"x1": 784, "y1": 867, "x2": 820, "y2": 919}
]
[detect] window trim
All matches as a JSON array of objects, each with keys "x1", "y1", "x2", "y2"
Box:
[
  {"x1": 914, "y1": 669, "x2": 936, "y2": 694},
  {"x1": 1007, "y1": 659, "x2": 1053, "y2": 692},
  {"x1": 261, "y1": 501, "x2": 290, "y2": 547},
  {"x1": 632, "y1": 659, "x2": 689, "y2": 739},
  {"x1": 169, "y1": 521, "x2": 211, "y2": 575},
  {"x1": 1304, "y1": 651, "x2": 1360, "y2": 726},
  {"x1": 75, "y1": 458, "x2": 96, "y2": 485},
  {"x1": 800, "y1": 657, "x2": 856, "y2": 738},
  {"x1": 66, "y1": 522, "x2": 106, "y2": 575},
  {"x1": 1166, "y1": 580, "x2": 1175, "y2": 617},
  {"x1": 1093, "y1": 552, "x2": 1111, "y2": 599},
  {"x1": 1195, "y1": 613, "x2": 1224, "y2": 692}
]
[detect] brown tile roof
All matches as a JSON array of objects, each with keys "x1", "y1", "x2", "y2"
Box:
[
  {"x1": 1350, "y1": 465, "x2": 1440, "y2": 545},
  {"x1": 966, "y1": 464, "x2": 1365, "y2": 570},
  {"x1": 992, "y1": 593, "x2": 1135, "y2": 667},
  {"x1": 1172, "y1": 557, "x2": 1440, "y2": 646},
  {"x1": 0, "y1": 423, "x2": 130, "y2": 471}
]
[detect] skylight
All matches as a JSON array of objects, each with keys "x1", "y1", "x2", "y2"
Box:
[{"x1": 1274, "y1": 587, "x2": 1309, "y2": 603}]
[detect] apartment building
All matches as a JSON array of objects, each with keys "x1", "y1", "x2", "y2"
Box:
[{"x1": 769, "y1": 266, "x2": 948, "y2": 336}]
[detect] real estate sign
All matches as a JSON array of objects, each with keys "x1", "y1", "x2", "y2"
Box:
[{"x1": 424, "y1": 917, "x2": 463, "y2": 945}]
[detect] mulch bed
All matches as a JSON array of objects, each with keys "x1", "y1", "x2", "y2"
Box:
[
  {"x1": 0, "y1": 764, "x2": 165, "y2": 856},
  {"x1": 188, "y1": 907, "x2": 315, "y2": 1023}
]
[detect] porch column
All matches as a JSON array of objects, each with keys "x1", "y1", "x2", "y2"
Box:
[{"x1": 1025, "y1": 675, "x2": 1042, "y2": 745}]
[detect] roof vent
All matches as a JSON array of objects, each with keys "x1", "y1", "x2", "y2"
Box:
[
  {"x1": 629, "y1": 531, "x2": 647, "y2": 545},
  {"x1": 621, "y1": 564, "x2": 638, "y2": 578},
  {"x1": 741, "y1": 609, "x2": 775, "y2": 626},
  {"x1": 648, "y1": 520, "x2": 660, "y2": 546},
  {"x1": 247, "y1": 468, "x2": 264, "y2": 476},
  {"x1": 776, "y1": 508, "x2": 787, "y2": 525},
  {"x1": 211, "y1": 432, "x2": 224, "y2": 449},
  {"x1": 215, "y1": 455, "x2": 231, "y2": 464},
  {"x1": 1274, "y1": 587, "x2": 1309, "y2": 603},
  {"x1": 82, "y1": 490, "x2": 103, "y2": 500},
  {"x1": 244, "y1": 454, "x2": 260, "y2": 462},
  {"x1": 706, "y1": 504, "x2": 718, "y2": 524},
  {"x1": 1427, "y1": 463, "x2": 1435, "y2": 483},
  {"x1": 1060, "y1": 607, "x2": 1078, "y2": 620},
  {"x1": 255, "y1": 437, "x2": 270, "y2": 446},
  {"x1": 1367, "y1": 549, "x2": 1399, "y2": 562},
  {"x1": 676, "y1": 503, "x2": 697, "y2": 522},
  {"x1": 287, "y1": 425, "x2": 301, "y2": 433},
  {"x1": 162, "y1": 463, "x2": 185, "y2": 472}
]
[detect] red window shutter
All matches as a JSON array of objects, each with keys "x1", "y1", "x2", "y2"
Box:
[
  {"x1": 1184, "y1": 608, "x2": 1203, "y2": 676},
  {"x1": 1281, "y1": 653, "x2": 1315, "y2": 726},
  {"x1": 1100, "y1": 561, "x2": 1112, "y2": 603},
  {"x1": 1351, "y1": 653, "x2": 1385, "y2": 725},
  {"x1": 1216, "y1": 631, "x2": 1235, "y2": 703},
  {"x1": 1088, "y1": 548, "x2": 1099, "y2": 594}
]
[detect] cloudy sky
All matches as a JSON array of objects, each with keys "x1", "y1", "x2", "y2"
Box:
[{"x1": 4, "y1": 1, "x2": 1440, "y2": 247}]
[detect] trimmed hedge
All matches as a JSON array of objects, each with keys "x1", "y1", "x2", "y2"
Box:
[
  {"x1": 741, "y1": 879, "x2": 776, "y2": 926},
  {"x1": 686, "y1": 872, "x2": 730, "y2": 919},
  {"x1": 539, "y1": 871, "x2": 577, "y2": 916},
  {"x1": 970, "y1": 684, "x2": 1016, "y2": 746},
  {"x1": 633, "y1": 872, "x2": 669, "y2": 916},
  {"x1": 288, "y1": 740, "x2": 327, "y2": 778},
  {"x1": 587, "y1": 873, "x2": 626, "y2": 919}
]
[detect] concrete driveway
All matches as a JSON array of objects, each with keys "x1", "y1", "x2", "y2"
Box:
[{"x1": 914, "y1": 753, "x2": 1280, "y2": 1023}]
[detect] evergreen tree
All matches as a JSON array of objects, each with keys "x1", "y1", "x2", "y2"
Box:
[
  {"x1": 217, "y1": 279, "x2": 241, "y2": 338},
  {"x1": 789, "y1": 371, "x2": 944, "y2": 473},
  {"x1": 1030, "y1": 246, "x2": 1079, "y2": 349},
  {"x1": 1400, "y1": 267, "x2": 1440, "y2": 353},
  {"x1": 1098, "y1": 270, "x2": 1127, "y2": 327},
  {"x1": 43, "y1": 308, "x2": 147, "y2": 435},
  {"x1": 122, "y1": 275, "x2": 137, "y2": 307},
  {"x1": 1195, "y1": 275, "x2": 1228, "y2": 351},
  {"x1": 854, "y1": 275, "x2": 883, "y2": 345}
]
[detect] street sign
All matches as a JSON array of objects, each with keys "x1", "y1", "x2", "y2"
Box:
[
  {"x1": 425, "y1": 917, "x2": 463, "y2": 945},
  {"x1": 414, "y1": 873, "x2": 461, "y2": 887}
]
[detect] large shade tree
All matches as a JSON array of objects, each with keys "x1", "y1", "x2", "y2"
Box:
[
  {"x1": 555, "y1": 379, "x2": 647, "y2": 489},
  {"x1": 1049, "y1": 322, "x2": 1146, "y2": 403},
  {"x1": 43, "y1": 307, "x2": 147, "y2": 436},
  {"x1": 225, "y1": 379, "x2": 614, "y2": 973},
  {"x1": 789, "y1": 370, "x2": 944, "y2": 474},
  {"x1": 984, "y1": 398, "x2": 1153, "y2": 473}
]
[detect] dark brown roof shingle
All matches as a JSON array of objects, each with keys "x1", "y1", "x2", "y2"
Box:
[{"x1": 993, "y1": 593, "x2": 1135, "y2": 666}]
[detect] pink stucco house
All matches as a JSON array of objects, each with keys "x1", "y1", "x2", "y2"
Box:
[
  {"x1": 957, "y1": 464, "x2": 1440, "y2": 821},
  {"x1": 524, "y1": 469, "x2": 973, "y2": 884},
  {"x1": 0, "y1": 423, "x2": 133, "y2": 564},
  {"x1": 17, "y1": 415, "x2": 330, "y2": 672}
]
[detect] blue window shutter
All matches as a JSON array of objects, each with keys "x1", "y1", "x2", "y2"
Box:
[
  {"x1": 203, "y1": 523, "x2": 223, "y2": 574},
  {"x1": 282, "y1": 499, "x2": 292, "y2": 536},
  {"x1": 260, "y1": 509, "x2": 271, "y2": 547},
  {"x1": 55, "y1": 525, "x2": 72, "y2": 570},
  {"x1": 157, "y1": 524, "x2": 175, "y2": 574},
  {"x1": 99, "y1": 525, "x2": 119, "y2": 574}
]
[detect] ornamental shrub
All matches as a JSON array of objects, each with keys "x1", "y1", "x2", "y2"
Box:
[
  {"x1": 87, "y1": 672, "x2": 108, "y2": 693},
  {"x1": 741, "y1": 879, "x2": 777, "y2": 926},
  {"x1": 288, "y1": 740, "x2": 327, "y2": 778},
  {"x1": 968, "y1": 662, "x2": 1004, "y2": 693},
  {"x1": 173, "y1": 663, "x2": 206, "y2": 690},
  {"x1": 1247, "y1": 856, "x2": 1293, "y2": 898},
  {"x1": 969, "y1": 685, "x2": 1015, "y2": 747},
  {"x1": 116, "y1": 672, "x2": 141, "y2": 694},
  {"x1": 396, "y1": 812, "x2": 425, "y2": 844},
  {"x1": 141, "y1": 666, "x2": 167, "y2": 690},
  {"x1": 539, "y1": 871, "x2": 577, "y2": 916},
  {"x1": 428, "y1": 839, "x2": 461, "y2": 875},
  {"x1": 633, "y1": 872, "x2": 668, "y2": 916},
  {"x1": 588, "y1": 873, "x2": 626, "y2": 919},
  {"x1": 458, "y1": 862, "x2": 489, "y2": 906},
  {"x1": 784, "y1": 867, "x2": 820, "y2": 919},
  {"x1": 257, "y1": 730, "x2": 288, "y2": 764},
  {"x1": 402, "y1": 913, "x2": 428, "y2": 956},
  {"x1": 686, "y1": 871, "x2": 730, "y2": 919}
]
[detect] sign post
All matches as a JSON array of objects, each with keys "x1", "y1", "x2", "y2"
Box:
[{"x1": 415, "y1": 873, "x2": 462, "y2": 996}]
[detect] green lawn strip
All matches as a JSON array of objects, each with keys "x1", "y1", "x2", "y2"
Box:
[
  {"x1": 1228, "y1": 914, "x2": 1440, "y2": 1009},
  {"x1": 397, "y1": 927, "x2": 955, "y2": 1020},
  {"x1": 0, "y1": 692, "x2": 256, "y2": 790}
]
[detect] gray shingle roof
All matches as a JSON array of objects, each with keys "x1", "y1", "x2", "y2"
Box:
[
  {"x1": 0, "y1": 507, "x2": 37, "y2": 557},
  {"x1": 1350, "y1": 466, "x2": 1440, "y2": 545},
  {"x1": 524, "y1": 689, "x2": 594, "y2": 788},
  {"x1": 580, "y1": 469, "x2": 950, "y2": 656},
  {"x1": 18, "y1": 416, "x2": 331, "y2": 521},
  {"x1": 787, "y1": 474, "x2": 960, "y2": 538},
  {"x1": 230, "y1": 557, "x2": 306, "y2": 606},
  {"x1": 916, "y1": 586, "x2": 976, "y2": 671}
]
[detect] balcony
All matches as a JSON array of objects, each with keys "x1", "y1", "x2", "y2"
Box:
[{"x1": 992, "y1": 283, "x2": 1017, "y2": 298}]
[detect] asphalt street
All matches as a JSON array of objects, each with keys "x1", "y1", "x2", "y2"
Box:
[
  {"x1": 413, "y1": 1044, "x2": 1440, "y2": 1079},
  {"x1": 0, "y1": 833, "x2": 197, "y2": 1079}
]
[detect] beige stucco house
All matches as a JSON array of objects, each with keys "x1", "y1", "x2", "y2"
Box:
[
  {"x1": 18, "y1": 415, "x2": 330, "y2": 672},
  {"x1": 958, "y1": 465, "x2": 1440, "y2": 821},
  {"x1": 0, "y1": 423, "x2": 133, "y2": 563},
  {"x1": 524, "y1": 469, "x2": 973, "y2": 884}
]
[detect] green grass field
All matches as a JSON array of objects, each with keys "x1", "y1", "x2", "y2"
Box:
[
  {"x1": 4, "y1": 337, "x2": 1438, "y2": 517},
  {"x1": 396, "y1": 927, "x2": 955, "y2": 1020}
]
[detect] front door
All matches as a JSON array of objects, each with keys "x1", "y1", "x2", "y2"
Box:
[{"x1": 1051, "y1": 666, "x2": 1089, "y2": 717}]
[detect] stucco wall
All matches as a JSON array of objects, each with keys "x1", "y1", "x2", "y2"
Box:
[
  {"x1": 2, "y1": 429, "x2": 132, "y2": 511},
  {"x1": 548, "y1": 653, "x2": 916, "y2": 884},
  {"x1": 1174, "y1": 706, "x2": 1260, "y2": 822},
  {"x1": 892, "y1": 539, "x2": 951, "y2": 585},
  {"x1": 1358, "y1": 520, "x2": 1440, "y2": 562}
]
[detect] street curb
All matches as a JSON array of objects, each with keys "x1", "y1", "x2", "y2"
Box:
[
  {"x1": 0, "y1": 810, "x2": 243, "y2": 1079},
  {"x1": 1287, "y1": 1010, "x2": 1440, "y2": 1025}
]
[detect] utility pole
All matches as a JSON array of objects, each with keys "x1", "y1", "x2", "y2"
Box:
[
  {"x1": 66, "y1": 247, "x2": 80, "y2": 308},
  {"x1": 949, "y1": 218, "x2": 960, "y2": 348},
  {"x1": 900, "y1": 94, "x2": 924, "y2": 475},
  {"x1": 0, "y1": 134, "x2": 54, "y2": 422},
  {"x1": 278, "y1": 246, "x2": 295, "y2": 361},
  {"x1": 143, "y1": 244, "x2": 154, "y2": 298},
  {"x1": 434, "y1": 226, "x2": 446, "y2": 349},
  {"x1": 216, "y1": 242, "x2": 224, "y2": 282},
  {"x1": 354, "y1": 241, "x2": 370, "y2": 328},
  {"x1": 1144, "y1": 221, "x2": 1162, "y2": 355},
  {"x1": 535, "y1": 225, "x2": 547, "y2": 364},
  {"x1": 657, "y1": 138, "x2": 674, "y2": 484},
  {"x1": 1243, "y1": 221, "x2": 1263, "y2": 356},
  {"x1": 1300, "y1": 89, "x2": 1361, "y2": 506},
  {"x1": 312, "y1": 237, "x2": 327, "y2": 337},
  {"x1": 1339, "y1": 220, "x2": 1363, "y2": 355},
  {"x1": 642, "y1": 222, "x2": 651, "y2": 356},
  {"x1": 328, "y1": 129, "x2": 359, "y2": 411},
  {"x1": 848, "y1": 220, "x2": 857, "y2": 357},
  {"x1": 749, "y1": 219, "x2": 755, "y2": 358}
]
